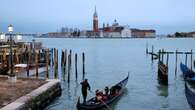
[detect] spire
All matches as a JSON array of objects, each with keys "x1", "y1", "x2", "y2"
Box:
[
  {"x1": 95, "y1": 6, "x2": 96, "y2": 13},
  {"x1": 94, "y1": 6, "x2": 98, "y2": 17}
]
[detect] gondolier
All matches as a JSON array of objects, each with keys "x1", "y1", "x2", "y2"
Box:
[{"x1": 80, "y1": 79, "x2": 91, "y2": 103}]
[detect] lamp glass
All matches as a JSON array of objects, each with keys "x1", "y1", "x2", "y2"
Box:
[{"x1": 8, "y1": 25, "x2": 13, "y2": 32}]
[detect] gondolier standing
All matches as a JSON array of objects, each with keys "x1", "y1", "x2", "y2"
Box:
[{"x1": 80, "y1": 79, "x2": 91, "y2": 103}]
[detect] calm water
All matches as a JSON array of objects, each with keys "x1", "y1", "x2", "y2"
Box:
[{"x1": 29, "y1": 37, "x2": 195, "y2": 110}]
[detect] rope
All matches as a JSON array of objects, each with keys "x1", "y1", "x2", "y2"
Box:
[{"x1": 89, "y1": 90, "x2": 113, "y2": 110}]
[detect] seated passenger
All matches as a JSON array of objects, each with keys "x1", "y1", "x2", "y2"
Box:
[
  {"x1": 110, "y1": 85, "x2": 121, "y2": 96},
  {"x1": 95, "y1": 90, "x2": 103, "y2": 102},
  {"x1": 104, "y1": 86, "x2": 109, "y2": 96}
]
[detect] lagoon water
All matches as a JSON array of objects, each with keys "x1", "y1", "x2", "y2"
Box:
[{"x1": 29, "y1": 37, "x2": 195, "y2": 110}]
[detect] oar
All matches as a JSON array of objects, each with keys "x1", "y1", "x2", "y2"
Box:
[{"x1": 89, "y1": 90, "x2": 113, "y2": 110}]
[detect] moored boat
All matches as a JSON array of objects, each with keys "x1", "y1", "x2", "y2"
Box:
[
  {"x1": 180, "y1": 63, "x2": 195, "y2": 83},
  {"x1": 158, "y1": 61, "x2": 168, "y2": 85},
  {"x1": 76, "y1": 73, "x2": 129, "y2": 110},
  {"x1": 185, "y1": 82, "x2": 195, "y2": 110}
]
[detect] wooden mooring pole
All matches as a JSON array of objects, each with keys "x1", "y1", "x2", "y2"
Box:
[
  {"x1": 51, "y1": 48, "x2": 54, "y2": 66},
  {"x1": 46, "y1": 49, "x2": 49, "y2": 78},
  {"x1": 82, "y1": 52, "x2": 85, "y2": 79},
  {"x1": 185, "y1": 53, "x2": 188, "y2": 66},
  {"x1": 64, "y1": 49, "x2": 67, "y2": 74},
  {"x1": 151, "y1": 45, "x2": 154, "y2": 60},
  {"x1": 27, "y1": 49, "x2": 30, "y2": 77},
  {"x1": 191, "y1": 50, "x2": 193, "y2": 70},
  {"x1": 35, "y1": 51, "x2": 38, "y2": 77},
  {"x1": 75, "y1": 53, "x2": 78, "y2": 80},
  {"x1": 54, "y1": 48, "x2": 58, "y2": 79},
  {"x1": 61, "y1": 50, "x2": 64, "y2": 67},
  {"x1": 68, "y1": 54, "x2": 70, "y2": 83},
  {"x1": 166, "y1": 53, "x2": 169, "y2": 66},
  {"x1": 146, "y1": 43, "x2": 148, "y2": 54},
  {"x1": 158, "y1": 50, "x2": 161, "y2": 62},
  {"x1": 162, "y1": 49, "x2": 164, "y2": 63},
  {"x1": 175, "y1": 50, "x2": 178, "y2": 76},
  {"x1": 56, "y1": 49, "x2": 59, "y2": 78},
  {"x1": 70, "y1": 50, "x2": 72, "y2": 66}
]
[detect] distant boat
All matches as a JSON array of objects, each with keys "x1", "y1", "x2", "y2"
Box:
[
  {"x1": 76, "y1": 73, "x2": 129, "y2": 110},
  {"x1": 180, "y1": 63, "x2": 195, "y2": 84},
  {"x1": 158, "y1": 61, "x2": 168, "y2": 85},
  {"x1": 185, "y1": 82, "x2": 195, "y2": 109}
]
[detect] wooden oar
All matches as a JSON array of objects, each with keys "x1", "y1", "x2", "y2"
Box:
[{"x1": 89, "y1": 90, "x2": 113, "y2": 110}]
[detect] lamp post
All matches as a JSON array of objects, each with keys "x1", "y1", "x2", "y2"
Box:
[{"x1": 8, "y1": 24, "x2": 16, "y2": 81}]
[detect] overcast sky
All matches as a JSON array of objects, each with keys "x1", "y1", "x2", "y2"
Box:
[{"x1": 0, "y1": 0, "x2": 195, "y2": 34}]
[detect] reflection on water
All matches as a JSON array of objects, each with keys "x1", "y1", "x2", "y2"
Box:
[
  {"x1": 26, "y1": 38, "x2": 195, "y2": 110},
  {"x1": 157, "y1": 85, "x2": 168, "y2": 97}
]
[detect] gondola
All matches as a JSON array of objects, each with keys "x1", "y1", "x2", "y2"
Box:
[
  {"x1": 180, "y1": 63, "x2": 195, "y2": 83},
  {"x1": 185, "y1": 82, "x2": 195, "y2": 109},
  {"x1": 77, "y1": 73, "x2": 129, "y2": 110},
  {"x1": 158, "y1": 61, "x2": 168, "y2": 85}
]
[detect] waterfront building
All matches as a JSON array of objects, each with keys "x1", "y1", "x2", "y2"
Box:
[
  {"x1": 171, "y1": 31, "x2": 195, "y2": 38},
  {"x1": 100, "y1": 20, "x2": 131, "y2": 38},
  {"x1": 45, "y1": 32, "x2": 71, "y2": 37},
  {"x1": 187, "y1": 31, "x2": 195, "y2": 37},
  {"x1": 86, "y1": 31, "x2": 99, "y2": 38},
  {"x1": 130, "y1": 29, "x2": 156, "y2": 38}
]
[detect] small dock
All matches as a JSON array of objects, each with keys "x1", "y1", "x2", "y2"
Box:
[{"x1": 0, "y1": 76, "x2": 61, "y2": 110}]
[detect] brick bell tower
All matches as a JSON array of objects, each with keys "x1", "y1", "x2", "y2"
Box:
[{"x1": 93, "y1": 6, "x2": 98, "y2": 32}]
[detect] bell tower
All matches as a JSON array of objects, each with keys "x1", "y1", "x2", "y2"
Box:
[{"x1": 93, "y1": 6, "x2": 98, "y2": 32}]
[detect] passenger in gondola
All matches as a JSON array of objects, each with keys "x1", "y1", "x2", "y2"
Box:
[
  {"x1": 104, "y1": 86, "x2": 109, "y2": 96},
  {"x1": 110, "y1": 85, "x2": 121, "y2": 96},
  {"x1": 95, "y1": 90, "x2": 103, "y2": 102},
  {"x1": 80, "y1": 79, "x2": 91, "y2": 104}
]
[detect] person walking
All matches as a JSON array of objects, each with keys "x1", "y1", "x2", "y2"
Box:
[{"x1": 80, "y1": 79, "x2": 91, "y2": 103}]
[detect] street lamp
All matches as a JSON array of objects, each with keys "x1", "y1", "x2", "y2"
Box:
[{"x1": 8, "y1": 24, "x2": 16, "y2": 81}]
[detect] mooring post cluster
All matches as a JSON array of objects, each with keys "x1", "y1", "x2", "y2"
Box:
[{"x1": 146, "y1": 44, "x2": 194, "y2": 85}]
